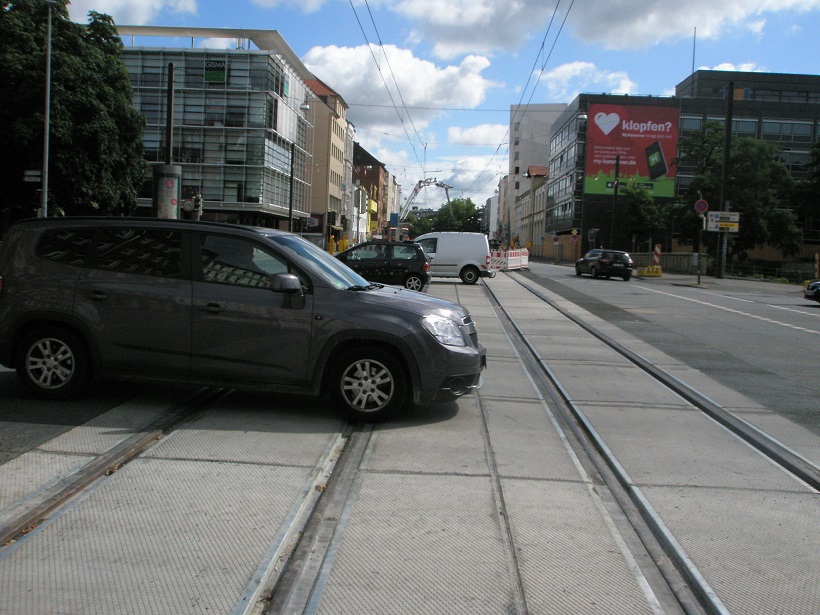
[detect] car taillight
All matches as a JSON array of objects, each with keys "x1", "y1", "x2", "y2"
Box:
[
  {"x1": 423, "y1": 261, "x2": 430, "y2": 272},
  {"x1": 485, "y1": 255, "x2": 490, "y2": 266}
]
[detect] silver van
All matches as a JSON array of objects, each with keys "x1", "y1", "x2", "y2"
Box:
[
  {"x1": 0, "y1": 218, "x2": 486, "y2": 422},
  {"x1": 415, "y1": 232, "x2": 496, "y2": 285}
]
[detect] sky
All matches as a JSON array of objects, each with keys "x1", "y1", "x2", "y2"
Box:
[{"x1": 66, "y1": 0, "x2": 820, "y2": 209}]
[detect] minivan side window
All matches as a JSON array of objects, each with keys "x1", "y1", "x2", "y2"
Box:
[
  {"x1": 90, "y1": 228, "x2": 182, "y2": 278},
  {"x1": 200, "y1": 234, "x2": 302, "y2": 289},
  {"x1": 36, "y1": 228, "x2": 96, "y2": 267}
]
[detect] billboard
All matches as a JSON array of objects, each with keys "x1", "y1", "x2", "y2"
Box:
[{"x1": 585, "y1": 104, "x2": 679, "y2": 198}]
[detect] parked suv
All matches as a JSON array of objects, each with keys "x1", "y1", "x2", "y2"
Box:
[
  {"x1": 575, "y1": 249, "x2": 633, "y2": 281},
  {"x1": 0, "y1": 218, "x2": 486, "y2": 422},
  {"x1": 334, "y1": 240, "x2": 430, "y2": 291}
]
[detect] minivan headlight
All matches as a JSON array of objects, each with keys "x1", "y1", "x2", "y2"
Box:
[{"x1": 421, "y1": 315, "x2": 466, "y2": 347}]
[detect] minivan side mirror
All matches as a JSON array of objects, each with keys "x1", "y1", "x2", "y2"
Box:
[{"x1": 270, "y1": 273, "x2": 305, "y2": 309}]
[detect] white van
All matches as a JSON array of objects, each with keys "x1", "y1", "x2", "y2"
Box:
[{"x1": 415, "y1": 232, "x2": 496, "y2": 285}]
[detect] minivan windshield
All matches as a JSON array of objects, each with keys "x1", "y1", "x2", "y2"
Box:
[{"x1": 267, "y1": 233, "x2": 370, "y2": 290}]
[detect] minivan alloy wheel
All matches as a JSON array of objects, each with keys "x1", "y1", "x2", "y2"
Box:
[
  {"x1": 17, "y1": 327, "x2": 90, "y2": 399},
  {"x1": 332, "y1": 348, "x2": 407, "y2": 421}
]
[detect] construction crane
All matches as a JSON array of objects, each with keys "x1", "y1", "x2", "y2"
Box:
[{"x1": 399, "y1": 178, "x2": 452, "y2": 221}]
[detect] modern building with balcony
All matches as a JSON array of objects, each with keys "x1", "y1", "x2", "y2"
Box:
[{"x1": 118, "y1": 26, "x2": 314, "y2": 228}]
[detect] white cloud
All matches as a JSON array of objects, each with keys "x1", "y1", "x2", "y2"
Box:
[
  {"x1": 384, "y1": 0, "x2": 820, "y2": 57},
  {"x1": 708, "y1": 62, "x2": 765, "y2": 72},
  {"x1": 539, "y1": 61, "x2": 637, "y2": 102},
  {"x1": 448, "y1": 124, "x2": 508, "y2": 146},
  {"x1": 67, "y1": 0, "x2": 197, "y2": 24},
  {"x1": 249, "y1": 0, "x2": 326, "y2": 13},
  {"x1": 303, "y1": 44, "x2": 498, "y2": 133}
]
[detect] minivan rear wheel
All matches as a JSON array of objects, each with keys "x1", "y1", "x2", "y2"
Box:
[
  {"x1": 330, "y1": 348, "x2": 407, "y2": 422},
  {"x1": 460, "y1": 266, "x2": 479, "y2": 285},
  {"x1": 17, "y1": 327, "x2": 90, "y2": 399}
]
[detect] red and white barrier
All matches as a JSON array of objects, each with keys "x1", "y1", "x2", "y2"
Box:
[{"x1": 489, "y1": 249, "x2": 529, "y2": 271}]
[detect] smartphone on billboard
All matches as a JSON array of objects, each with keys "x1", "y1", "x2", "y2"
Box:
[{"x1": 645, "y1": 141, "x2": 668, "y2": 180}]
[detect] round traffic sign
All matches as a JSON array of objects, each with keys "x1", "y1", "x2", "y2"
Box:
[{"x1": 694, "y1": 199, "x2": 709, "y2": 213}]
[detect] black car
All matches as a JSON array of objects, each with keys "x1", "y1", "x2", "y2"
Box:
[
  {"x1": 804, "y1": 280, "x2": 820, "y2": 303},
  {"x1": 575, "y1": 249, "x2": 633, "y2": 281},
  {"x1": 335, "y1": 240, "x2": 431, "y2": 291}
]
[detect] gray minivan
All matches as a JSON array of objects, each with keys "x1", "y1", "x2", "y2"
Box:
[{"x1": 0, "y1": 218, "x2": 486, "y2": 422}]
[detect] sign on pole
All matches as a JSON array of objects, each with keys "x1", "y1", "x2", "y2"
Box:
[{"x1": 707, "y1": 211, "x2": 739, "y2": 233}]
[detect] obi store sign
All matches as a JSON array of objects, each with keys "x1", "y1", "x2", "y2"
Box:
[{"x1": 584, "y1": 104, "x2": 679, "y2": 198}]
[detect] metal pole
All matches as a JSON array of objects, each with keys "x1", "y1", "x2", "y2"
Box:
[
  {"x1": 288, "y1": 141, "x2": 295, "y2": 232},
  {"x1": 610, "y1": 155, "x2": 620, "y2": 248},
  {"x1": 165, "y1": 63, "x2": 174, "y2": 165},
  {"x1": 40, "y1": 1, "x2": 54, "y2": 218},
  {"x1": 717, "y1": 81, "x2": 734, "y2": 278}
]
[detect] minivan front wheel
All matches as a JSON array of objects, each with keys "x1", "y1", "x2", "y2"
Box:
[
  {"x1": 17, "y1": 327, "x2": 90, "y2": 399},
  {"x1": 460, "y1": 266, "x2": 480, "y2": 285},
  {"x1": 331, "y1": 348, "x2": 407, "y2": 422}
]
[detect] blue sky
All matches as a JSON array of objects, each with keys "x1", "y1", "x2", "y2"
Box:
[{"x1": 67, "y1": 0, "x2": 820, "y2": 208}]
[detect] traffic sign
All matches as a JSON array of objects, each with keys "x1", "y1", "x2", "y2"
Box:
[
  {"x1": 694, "y1": 199, "x2": 709, "y2": 213},
  {"x1": 707, "y1": 211, "x2": 739, "y2": 232}
]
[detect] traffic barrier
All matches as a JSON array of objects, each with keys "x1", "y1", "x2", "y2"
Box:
[
  {"x1": 489, "y1": 249, "x2": 530, "y2": 271},
  {"x1": 638, "y1": 265, "x2": 663, "y2": 278}
]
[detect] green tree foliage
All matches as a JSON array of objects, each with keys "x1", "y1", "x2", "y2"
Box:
[
  {"x1": 620, "y1": 180, "x2": 667, "y2": 247},
  {"x1": 791, "y1": 141, "x2": 820, "y2": 226},
  {"x1": 431, "y1": 197, "x2": 482, "y2": 232},
  {"x1": 405, "y1": 212, "x2": 433, "y2": 238},
  {"x1": 0, "y1": 1, "x2": 146, "y2": 222},
  {"x1": 673, "y1": 121, "x2": 801, "y2": 260}
]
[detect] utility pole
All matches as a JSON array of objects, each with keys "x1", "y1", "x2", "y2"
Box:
[
  {"x1": 716, "y1": 81, "x2": 734, "y2": 278},
  {"x1": 610, "y1": 155, "x2": 620, "y2": 248}
]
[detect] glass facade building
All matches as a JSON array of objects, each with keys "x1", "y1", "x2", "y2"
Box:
[
  {"x1": 120, "y1": 28, "x2": 313, "y2": 227},
  {"x1": 543, "y1": 71, "x2": 820, "y2": 254}
]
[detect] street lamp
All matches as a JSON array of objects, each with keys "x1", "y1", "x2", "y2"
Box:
[{"x1": 39, "y1": 0, "x2": 58, "y2": 218}]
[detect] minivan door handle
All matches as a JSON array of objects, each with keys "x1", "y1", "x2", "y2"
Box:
[
  {"x1": 204, "y1": 302, "x2": 225, "y2": 313},
  {"x1": 87, "y1": 290, "x2": 108, "y2": 301}
]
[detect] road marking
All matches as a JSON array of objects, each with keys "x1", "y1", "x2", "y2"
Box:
[{"x1": 639, "y1": 286, "x2": 820, "y2": 335}]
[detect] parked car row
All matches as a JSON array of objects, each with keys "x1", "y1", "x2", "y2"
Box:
[{"x1": 335, "y1": 232, "x2": 497, "y2": 289}]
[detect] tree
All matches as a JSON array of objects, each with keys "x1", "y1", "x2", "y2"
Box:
[
  {"x1": 620, "y1": 180, "x2": 667, "y2": 248},
  {"x1": 673, "y1": 122, "x2": 801, "y2": 261},
  {"x1": 672, "y1": 121, "x2": 724, "y2": 251},
  {"x1": 405, "y1": 212, "x2": 433, "y2": 238},
  {"x1": 726, "y1": 138, "x2": 799, "y2": 260},
  {"x1": 431, "y1": 197, "x2": 481, "y2": 232},
  {"x1": 0, "y1": 1, "x2": 146, "y2": 224},
  {"x1": 792, "y1": 141, "x2": 820, "y2": 229}
]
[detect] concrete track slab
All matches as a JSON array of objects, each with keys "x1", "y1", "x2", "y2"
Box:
[
  {"x1": 0, "y1": 451, "x2": 93, "y2": 512},
  {"x1": 481, "y1": 397, "x2": 580, "y2": 481},
  {"x1": 0, "y1": 457, "x2": 313, "y2": 615},
  {"x1": 481, "y1": 357, "x2": 541, "y2": 402},
  {"x1": 477, "y1": 331, "x2": 519, "y2": 360},
  {"x1": 545, "y1": 363, "x2": 688, "y2": 406},
  {"x1": 365, "y1": 395, "x2": 488, "y2": 476},
  {"x1": 642, "y1": 485, "x2": 819, "y2": 615},
  {"x1": 312, "y1": 472, "x2": 513, "y2": 615},
  {"x1": 502, "y1": 478, "x2": 657, "y2": 615},
  {"x1": 578, "y1": 402, "x2": 808, "y2": 491}
]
